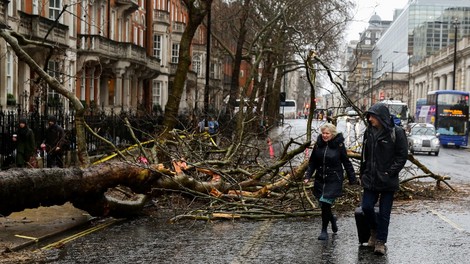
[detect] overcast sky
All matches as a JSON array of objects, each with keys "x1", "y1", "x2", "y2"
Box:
[{"x1": 345, "y1": 0, "x2": 410, "y2": 42}]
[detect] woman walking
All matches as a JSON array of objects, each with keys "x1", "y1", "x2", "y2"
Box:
[{"x1": 304, "y1": 123, "x2": 357, "y2": 240}]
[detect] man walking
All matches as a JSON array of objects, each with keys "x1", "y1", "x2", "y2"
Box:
[
  {"x1": 360, "y1": 103, "x2": 408, "y2": 255},
  {"x1": 41, "y1": 116, "x2": 66, "y2": 168}
]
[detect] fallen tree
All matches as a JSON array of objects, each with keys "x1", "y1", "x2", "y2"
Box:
[{"x1": 0, "y1": 129, "x2": 455, "y2": 221}]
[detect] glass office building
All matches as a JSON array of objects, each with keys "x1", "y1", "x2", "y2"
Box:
[{"x1": 373, "y1": 0, "x2": 470, "y2": 79}]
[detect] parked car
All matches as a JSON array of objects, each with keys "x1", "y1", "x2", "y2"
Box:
[{"x1": 407, "y1": 123, "x2": 440, "y2": 156}]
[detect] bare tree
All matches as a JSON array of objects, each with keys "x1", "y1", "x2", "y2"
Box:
[{"x1": 162, "y1": 0, "x2": 213, "y2": 136}]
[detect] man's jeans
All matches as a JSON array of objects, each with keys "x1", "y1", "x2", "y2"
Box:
[{"x1": 361, "y1": 189, "x2": 395, "y2": 243}]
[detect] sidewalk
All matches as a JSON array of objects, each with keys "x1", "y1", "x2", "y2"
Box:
[{"x1": 0, "y1": 203, "x2": 91, "y2": 251}]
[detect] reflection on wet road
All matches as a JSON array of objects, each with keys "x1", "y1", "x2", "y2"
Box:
[{"x1": 47, "y1": 202, "x2": 470, "y2": 264}]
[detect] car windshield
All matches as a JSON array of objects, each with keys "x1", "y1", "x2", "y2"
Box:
[{"x1": 411, "y1": 127, "x2": 435, "y2": 136}]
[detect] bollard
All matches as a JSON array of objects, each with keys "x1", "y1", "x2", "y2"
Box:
[{"x1": 267, "y1": 138, "x2": 275, "y2": 158}]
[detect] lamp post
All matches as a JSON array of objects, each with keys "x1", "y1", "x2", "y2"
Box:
[
  {"x1": 393, "y1": 50, "x2": 411, "y2": 102},
  {"x1": 452, "y1": 19, "x2": 458, "y2": 90},
  {"x1": 391, "y1": 62, "x2": 394, "y2": 100}
]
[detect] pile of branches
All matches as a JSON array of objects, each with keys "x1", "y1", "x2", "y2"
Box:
[{"x1": 136, "y1": 125, "x2": 454, "y2": 222}]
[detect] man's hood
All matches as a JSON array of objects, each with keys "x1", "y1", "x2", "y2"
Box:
[{"x1": 366, "y1": 103, "x2": 393, "y2": 130}]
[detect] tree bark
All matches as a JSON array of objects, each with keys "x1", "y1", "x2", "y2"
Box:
[{"x1": 0, "y1": 163, "x2": 158, "y2": 216}]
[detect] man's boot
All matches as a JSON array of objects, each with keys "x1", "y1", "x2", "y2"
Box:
[
  {"x1": 367, "y1": 229, "x2": 377, "y2": 247},
  {"x1": 374, "y1": 240, "x2": 386, "y2": 255}
]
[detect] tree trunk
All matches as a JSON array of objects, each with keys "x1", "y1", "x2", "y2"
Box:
[
  {"x1": 0, "y1": 163, "x2": 158, "y2": 217},
  {"x1": 162, "y1": 1, "x2": 212, "y2": 135}
]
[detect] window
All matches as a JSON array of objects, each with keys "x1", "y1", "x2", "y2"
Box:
[
  {"x1": 100, "y1": 5, "x2": 105, "y2": 36},
  {"x1": 134, "y1": 27, "x2": 138, "y2": 44},
  {"x1": 80, "y1": 72, "x2": 86, "y2": 101},
  {"x1": 49, "y1": 0, "x2": 62, "y2": 22},
  {"x1": 6, "y1": 50, "x2": 13, "y2": 95},
  {"x1": 80, "y1": 1, "x2": 86, "y2": 34},
  {"x1": 152, "y1": 80, "x2": 162, "y2": 106},
  {"x1": 7, "y1": 0, "x2": 13, "y2": 16},
  {"x1": 48, "y1": 61, "x2": 63, "y2": 106},
  {"x1": 192, "y1": 53, "x2": 202, "y2": 76},
  {"x1": 90, "y1": 4, "x2": 96, "y2": 34},
  {"x1": 90, "y1": 71, "x2": 95, "y2": 101},
  {"x1": 118, "y1": 19, "x2": 122, "y2": 41},
  {"x1": 69, "y1": 3, "x2": 75, "y2": 33},
  {"x1": 361, "y1": 61, "x2": 368, "y2": 69},
  {"x1": 153, "y1": 34, "x2": 162, "y2": 59},
  {"x1": 125, "y1": 20, "x2": 129, "y2": 41},
  {"x1": 33, "y1": 0, "x2": 39, "y2": 15},
  {"x1": 172, "y1": 43, "x2": 179, "y2": 63},
  {"x1": 210, "y1": 62, "x2": 216, "y2": 79}
]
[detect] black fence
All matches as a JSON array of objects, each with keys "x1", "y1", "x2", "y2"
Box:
[{"x1": 0, "y1": 107, "x2": 166, "y2": 169}]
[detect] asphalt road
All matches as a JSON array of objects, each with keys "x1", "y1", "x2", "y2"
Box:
[{"x1": 43, "y1": 195, "x2": 470, "y2": 264}]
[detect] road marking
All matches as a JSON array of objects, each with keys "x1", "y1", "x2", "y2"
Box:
[
  {"x1": 39, "y1": 218, "x2": 122, "y2": 251},
  {"x1": 430, "y1": 209, "x2": 465, "y2": 232},
  {"x1": 14, "y1": 234, "x2": 39, "y2": 242},
  {"x1": 230, "y1": 220, "x2": 273, "y2": 264}
]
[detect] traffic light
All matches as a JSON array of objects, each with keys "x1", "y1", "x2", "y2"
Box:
[{"x1": 280, "y1": 92, "x2": 286, "y2": 102}]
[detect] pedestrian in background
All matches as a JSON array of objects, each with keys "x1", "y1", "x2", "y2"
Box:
[
  {"x1": 12, "y1": 118, "x2": 36, "y2": 168},
  {"x1": 360, "y1": 103, "x2": 408, "y2": 255},
  {"x1": 198, "y1": 116, "x2": 206, "y2": 133},
  {"x1": 207, "y1": 116, "x2": 219, "y2": 135},
  {"x1": 41, "y1": 116, "x2": 66, "y2": 168},
  {"x1": 304, "y1": 123, "x2": 357, "y2": 240}
]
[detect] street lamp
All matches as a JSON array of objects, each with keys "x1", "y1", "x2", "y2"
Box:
[
  {"x1": 391, "y1": 62, "x2": 394, "y2": 99},
  {"x1": 452, "y1": 18, "x2": 459, "y2": 90},
  {"x1": 393, "y1": 50, "x2": 411, "y2": 101}
]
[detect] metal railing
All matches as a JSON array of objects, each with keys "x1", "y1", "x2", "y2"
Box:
[{"x1": 0, "y1": 107, "x2": 165, "y2": 169}]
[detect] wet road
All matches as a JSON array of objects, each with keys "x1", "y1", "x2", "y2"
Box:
[
  {"x1": 45, "y1": 198, "x2": 470, "y2": 263},
  {"x1": 42, "y1": 119, "x2": 470, "y2": 263}
]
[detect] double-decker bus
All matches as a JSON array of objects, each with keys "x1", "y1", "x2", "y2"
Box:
[{"x1": 420, "y1": 90, "x2": 469, "y2": 147}]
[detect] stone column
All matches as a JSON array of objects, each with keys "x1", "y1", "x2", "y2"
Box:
[
  {"x1": 447, "y1": 73, "x2": 453, "y2": 90},
  {"x1": 116, "y1": 73, "x2": 123, "y2": 107}
]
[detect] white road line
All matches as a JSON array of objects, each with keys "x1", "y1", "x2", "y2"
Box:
[
  {"x1": 430, "y1": 209, "x2": 465, "y2": 232},
  {"x1": 230, "y1": 220, "x2": 273, "y2": 264}
]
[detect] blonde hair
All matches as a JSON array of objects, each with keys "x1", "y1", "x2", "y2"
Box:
[{"x1": 320, "y1": 123, "x2": 338, "y2": 137}]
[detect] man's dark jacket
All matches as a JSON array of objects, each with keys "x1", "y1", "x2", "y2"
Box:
[
  {"x1": 44, "y1": 123, "x2": 66, "y2": 153},
  {"x1": 305, "y1": 133, "x2": 356, "y2": 199},
  {"x1": 360, "y1": 103, "x2": 408, "y2": 192}
]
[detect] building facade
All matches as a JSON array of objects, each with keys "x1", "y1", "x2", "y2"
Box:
[
  {"x1": 0, "y1": 0, "x2": 227, "y2": 117},
  {"x1": 346, "y1": 14, "x2": 392, "y2": 110},
  {"x1": 371, "y1": 0, "x2": 470, "y2": 109}
]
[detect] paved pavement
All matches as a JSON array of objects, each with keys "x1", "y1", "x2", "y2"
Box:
[{"x1": 0, "y1": 203, "x2": 91, "y2": 251}]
